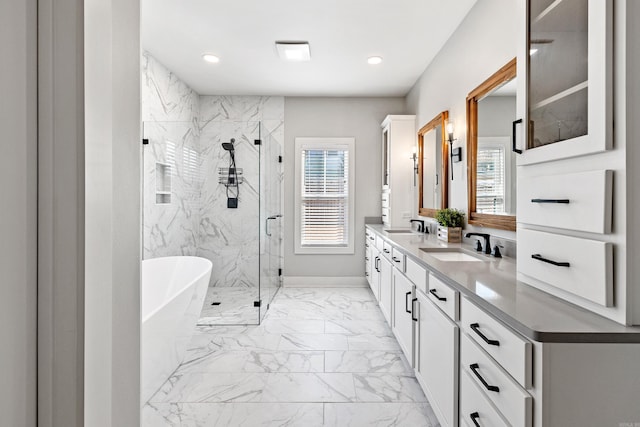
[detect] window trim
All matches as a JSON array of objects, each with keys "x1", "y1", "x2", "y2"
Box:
[{"x1": 294, "y1": 137, "x2": 355, "y2": 254}]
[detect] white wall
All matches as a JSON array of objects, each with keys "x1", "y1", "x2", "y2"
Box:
[
  {"x1": 405, "y1": 0, "x2": 518, "y2": 240},
  {"x1": 283, "y1": 97, "x2": 405, "y2": 279},
  {"x1": 0, "y1": 0, "x2": 37, "y2": 425}
]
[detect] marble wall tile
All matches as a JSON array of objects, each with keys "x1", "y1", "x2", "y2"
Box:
[{"x1": 142, "y1": 52, "x2": 284, "y2": 298}]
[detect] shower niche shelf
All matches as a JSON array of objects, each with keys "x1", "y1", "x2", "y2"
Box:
[{"x1": 156, "y1": 162, "x2": 172, "y2": 204}]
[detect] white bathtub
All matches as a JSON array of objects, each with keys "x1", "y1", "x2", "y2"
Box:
[{"x1": 141, "y1": 256, "x2": 212, "y2": 403}]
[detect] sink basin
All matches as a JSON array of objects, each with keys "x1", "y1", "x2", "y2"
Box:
[
  {"x1": 384, "y1": 229, "x2": 415, "y2": 234},
  {"x1": 420, "y1": 247, "x2": 487, "y2": 262}
]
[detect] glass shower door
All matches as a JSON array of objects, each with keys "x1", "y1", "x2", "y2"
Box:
[{"x1": 259, "y1": 123, "x2": 283, "y2": 322}]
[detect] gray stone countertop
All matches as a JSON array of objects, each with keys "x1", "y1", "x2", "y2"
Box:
[{"x1": 366, "y1": 224, "x2": 640, "y2": 343}]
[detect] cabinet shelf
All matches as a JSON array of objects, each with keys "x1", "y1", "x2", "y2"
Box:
[{"x1": 530, "y1": 80, "x2": 587, "y2": 111}]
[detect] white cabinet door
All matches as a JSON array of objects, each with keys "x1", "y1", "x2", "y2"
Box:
[
  {"x1": 416, "y1": 291, "x2": 459, "y2": 427},
  {"x1": 392, "y1": 269, "x2": 414, "y2": 365},
  {"x1": 515, "y1": 0, "x2": 612, "y2": 165},
  {"x1": 379, "y1": 256, "x2": 393, "y2": 324},
  {"x1": 370, "y1": 251, "x2": 380, "y2": 301}
]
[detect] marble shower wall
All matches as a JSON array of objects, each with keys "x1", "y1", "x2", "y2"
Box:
[
  {"x1": 141, "y1": 51, "x2": 284, "y2": 289},
  {"x1": 198, "y1": 96, "x2": 284, "y2": 288},
  {"x1": 142, "y1": 52, "x2": 201, "y2": 259}
]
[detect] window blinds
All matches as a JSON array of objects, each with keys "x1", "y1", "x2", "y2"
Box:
[
  {"x1": 476, "y1": 146, "x2": 505, "y2": 214},
  {"x1": 301, "y1": 149, "x2": 349, "y2": 246}
]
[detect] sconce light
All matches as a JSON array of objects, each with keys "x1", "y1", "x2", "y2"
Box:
[
  {"x1": 411, "y1": 148, "x2": 418, "y2": 186},
  {"x1": 446, "y1": 122, "x2": 462, "y2": 180}
]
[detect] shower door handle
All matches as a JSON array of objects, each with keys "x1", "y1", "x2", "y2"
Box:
[{"x1": 265, "y1": 214, "x2": 283, "y2": 236}]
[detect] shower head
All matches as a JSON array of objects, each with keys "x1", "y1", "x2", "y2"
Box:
[{"x1": 222, "y1": 138, "x2": 235, "y2": 152}]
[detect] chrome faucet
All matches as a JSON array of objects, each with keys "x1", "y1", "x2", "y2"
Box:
[
  {"x1": 410, "y1": 219, "x2": 426, "y2": 233},
  {"x1": 465, "y1": 232, "x2": 491, "y2": 255}
]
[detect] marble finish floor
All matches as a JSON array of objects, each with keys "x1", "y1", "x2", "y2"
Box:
[
  {"x1": 198, "y1": 287, "x2": 261, "y2": 326},
  {"x1": 145, "y1": 287, "x2": 439, "y2": 426}
]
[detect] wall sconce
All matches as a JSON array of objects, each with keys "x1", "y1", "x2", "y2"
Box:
[
  {"x1": 446, "y1": 122, "x2": 461, "y2": 180},
  {"x1": 411, "y1": 148, "x2": 418, "y2": 186}
]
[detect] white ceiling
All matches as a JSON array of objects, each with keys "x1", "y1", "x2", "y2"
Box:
[{"x1": 141, "y1": 0, "x2": 477, "y2": 97}]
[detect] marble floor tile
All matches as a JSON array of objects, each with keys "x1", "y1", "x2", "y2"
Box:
[
  {"x1": 256, "y1": 319, "x2": 325, "y2": 334},
  {"x1": 278, "y1": 333, "x2": 349, "y2": 351},
  {"x1": 186, "y1": 331, "x2": 283, "y2": 355},
  {"x1": 262, "y1": 373, "x2": 356, "y2": 403},
  {"x1": 143, "y1": 402, "x2": 324, "y2": 427},
  {"x1": 353, "y1": 374, "x2": 427, "y2": 403},
  {"x1": 149, "y1": 372, "x2": 268, "y2": 403},
  {"x1": 324, "y1": 351, "x2": 412, "y2": 374},
  {"x1": 323, "y1": 403, "x2": 440, "y2": 427},
  {"x1": 198, "y1": 286, "x2": 259, "y2": 326},
  {"x1": 243, "y1": 350, "x2": 325, "y2": 373},
  {"x1": 347, "y1": 334, "x2": 402, "y2": 351},
  {"x1": 176, "y1": 350, "x2": 250, "y2": 374},
  {"x1": 325, "y1": 319, "x2": 393, "y2": 336}
]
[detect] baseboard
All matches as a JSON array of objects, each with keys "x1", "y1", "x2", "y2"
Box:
[{"x1": 283, "y1": 276, "x2": 368, "y2": 288}]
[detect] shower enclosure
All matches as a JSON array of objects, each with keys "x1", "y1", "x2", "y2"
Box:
[{"x1": 142, "y1": 119, "x2": 283, "y2": 325}]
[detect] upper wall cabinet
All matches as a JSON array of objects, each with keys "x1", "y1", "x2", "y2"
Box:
[
  {"x1": 381, "y1": 115, "x2": 416, "y2": 227},
  {"x1": 514, "y1": 0, "x2": 612, "y2": 165}
]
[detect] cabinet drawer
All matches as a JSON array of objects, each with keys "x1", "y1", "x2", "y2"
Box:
[
  {"x1": 381, "y1": 193, "x2": 390, "y2": 208},
  {"x1": 366, "y1": 231, "x2": 376, "y2": 246},
  {"x1": 518, "y1": 169, "x2": 612, "y2": 234},
  {"x1": 460, "y1": 368, "x2": 509, "y2": 427},
  {"x1": 382, "y1": 240, "x2": 393, "y2": 260},
  {"x1": 375, "y1": 234, "x2": 385, "y2": 252},
  {"x1": 405, "y1": 256, "x2": 427, "y2": 294},
  {"x1": 518, "y1": 228, "x2": 613, "y2": 307},
  {"x1": 461, "y1": 298, "x2": 532, "y2": 388},
  {"x1": 381, "y1": 207, "x2": 390, "y2": 224},
  {"x1": 428, "y1": 274, "x2": 459, "y2": 321},
  {"x1": 461, "y1": 334, "x2": 532, "y2": 427},
  {"x1": 391, "y1": 247, "x2": 405, "y2": 272}
]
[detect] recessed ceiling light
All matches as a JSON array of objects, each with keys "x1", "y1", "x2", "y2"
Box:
[
  {"x1": 202, "y1": 54, "x2": 220, "y2": 63},
  {"x1": 529, "y1": 48, "x2": 538, "y2": 56},
  {"x1": 275, "y1": 42, "x2": 311, "y2": 62},
  {"x1": 367, "y1": 56, "x2": 383, "y2": 65}
]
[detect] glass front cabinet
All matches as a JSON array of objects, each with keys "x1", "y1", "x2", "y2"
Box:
[{"x1": 515, "y1": 0, "x2": 612, "y2": 165}]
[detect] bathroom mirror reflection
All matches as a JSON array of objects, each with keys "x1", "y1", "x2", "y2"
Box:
[
  {"x1": 466, "y1": 58, "x2": 517, "y2": 231},
  {"x1": 418, "y1": 111, "x2": 449, "y2": 217}
]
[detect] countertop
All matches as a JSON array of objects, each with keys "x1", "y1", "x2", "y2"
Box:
[{"x1": 366, "y1": 224, "x2": 640, "y2": 343}]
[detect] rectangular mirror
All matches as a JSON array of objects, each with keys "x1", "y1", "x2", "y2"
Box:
[
  {"x1": 418, "y1": 111, "x2": 449, "y2": 217},
  {"x1": 466, "y1": 59, "x2": 517, "y2": 231}
]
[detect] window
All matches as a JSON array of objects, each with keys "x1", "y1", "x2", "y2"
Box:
[
  {"x1": 295, "y1": 137, "x2": 355, "y2": 254},
  {"x1": 476, "y1": 144, "x2": 506, "y2": 214}
]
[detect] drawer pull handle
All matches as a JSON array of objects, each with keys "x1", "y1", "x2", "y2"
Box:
[
  {"x1": 383, "y1": 249, "x2": 390, "y2": 253},
  {"x1": 405, "y1": 291, "x2": 412, "y2": 313},
  {"x1": 411, "y1": 298, "x2": 418, "y2": 321},
  {"x1": 470, "y1": 412, "x2": 481, "y2": 427},
  {"x1": 532, "y1": 253, "x2": 570, "y2": 267},
  {"x1": 531, "y1": 198, "x2": 570, "y2": 204},
  {"x1": 470, "y1": 363, "x2": 500, "y2": 393},
  {"x1": 365, "y1": 272, "x2": 369, "y2": 277},
  {"x1": 375, "y1": 256, "x2": 380, "y2": 272},
  {"x1": 392, "y1": 256, "x2": 401, "y2": 263},
  {"x1": 369, "y1": 236, "x2": 374, "y2": 241},
  {"x1": 365, "y1": 257, "x2": 369, "y2": 261},
  {"x1": 470, "y1": 323, "x2": 500, "y2": 346},
  {"x1": 429, "y1": 289, "x2": 447, "y2": 301},
  {"x1": 365, "y1": 243, "x2": 369, "y2": 248}
]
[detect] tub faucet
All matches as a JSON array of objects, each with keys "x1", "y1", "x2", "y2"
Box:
[
  {"x1": 410, "y1": 219, "x2": 426, "y2": 233},
  {"x1": 465, "y1": 232, "x2": 491, "y2": 255}
]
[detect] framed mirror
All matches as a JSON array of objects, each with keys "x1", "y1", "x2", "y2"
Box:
[
  {"x1": 466, "y1": 58, "x2": 517, "y2": 231},
  {"x1": 418, "y1": 111, "x2": 449, "y2": 217}
]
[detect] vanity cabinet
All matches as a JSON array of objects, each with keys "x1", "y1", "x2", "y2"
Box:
[
  {"x1": 378, "y1": 255, "x2": 393, "y2": 324},
  {"x1": 392, "y1": 268, "x2": 415, "y2": 366},
  {"x1": 380, "y1": 115, "x2": 416, "y2": 227},
  {"x1": 415, "y1": 289, "x2": 459, "y2": 427},
  {"x1": 515, "y1": 0, "x2": 612, "y2": 165}
]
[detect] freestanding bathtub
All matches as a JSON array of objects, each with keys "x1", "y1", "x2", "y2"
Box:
[{"x1": 141, "y1": 256, "x2": 212, "y2": 403}]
